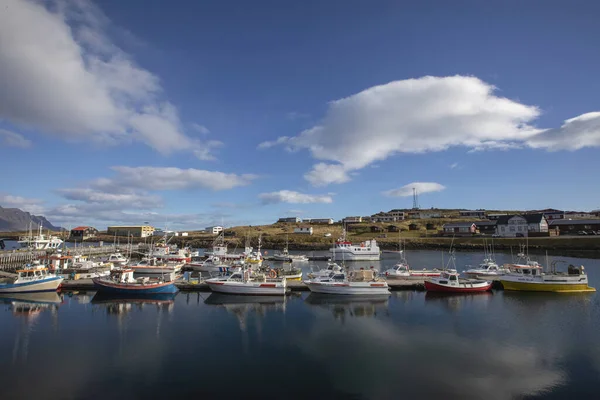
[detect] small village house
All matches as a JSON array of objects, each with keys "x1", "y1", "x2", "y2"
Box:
[
  {"x1": 342, "y1": 216, "x2": 363, "y2": 224},
  {"x1": 69, "y1": 226, "x2": 98, "y2": 241},
  {"x1": 475, "y1": 221, "x2": 497, "y2": 235},
  {"x1": 205, "y1": 226, "x2": 224, "y2": 235},
  {"x1": 549, "y1": 219, "x2": 600, "y2": 235},
  {"x1": 442, "y1": 222, "x2": 476, "y2": 236},
  {"x1": 293, "y1": 226, "x2": 313, "y2": 235},
  {"x1": 459, "y1": 210, "x2": 487, "y2": 219},
  {"x1": 277, "y1": 217, "x2": 302, "y2": 223},
  {"x1": 370, "y1": 225, "x2": 384, "y2": 233},
  {"x1": 303, "y1": 218, "x2": 334, "y2": 224}
]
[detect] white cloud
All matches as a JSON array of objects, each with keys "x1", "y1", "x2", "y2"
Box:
[
  {"x1": 383, "y1": 182, "x2": 446, "y2": 197},
  {"x1": 527, "y1": 112, "x2": 600, "y2": 151},
  {"x1": 191, "y1": 123, "x2": 210, "y2": 134},
  {"x1": 0, "y1": 0, "x2": 217, "y2": 159},
  {"x1": 257, "y1": 136, "x2": 292, "y2": 150},
  {"x1": 449, "y1": 162, "x2": 459, "y2": 169},
  {"x1": 0, "y1": 128, "x2": 32, "y2": 148},
  {"x1": 304, "y1": 163, "x2": 351, "y2": 187},
  {"x1": 105, "y1": 166, "x2": 257, "y2": 191},
  {"x1": 259, "y1": 190, "x2": 333, "y2": 205},
  {"x1": 57, "y1": 188, "x2": 162, "y2": 209},
  {"x1": 0, "y1": 194, "x2": 45, "y2": 214}
]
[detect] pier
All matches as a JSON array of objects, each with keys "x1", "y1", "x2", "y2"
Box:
[
  {"x1": 0, "y1": 244, "x2": 142, "y2": 271},
  {"x1": 60, "y1": 278, "x2": 427, "y2": 292}
]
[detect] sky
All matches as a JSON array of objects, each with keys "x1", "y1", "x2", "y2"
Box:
[{"x1": 1, "y1": 0, "x2": 600, "y2": 230}]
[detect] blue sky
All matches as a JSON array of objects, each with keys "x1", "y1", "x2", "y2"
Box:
[{"x1": 1, "y1": 0, "x2": 600, "y2": 230}]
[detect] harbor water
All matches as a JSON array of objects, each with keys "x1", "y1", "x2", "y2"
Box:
[{"x1": 1, "y1": 250, "x2": 599, "y2": 399}]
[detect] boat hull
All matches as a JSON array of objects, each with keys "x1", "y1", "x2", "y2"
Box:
[
  {"x1": 92, "y1": 279, "x2": 179, "y2": 294},
  {"x1": 129, "y1": 266, "x2": 180, "y2": 274},
  {"x1": 188, "y1": 264, "x2": 231, "y2": 273},
  {"x1": 304, "y1": 281, "x2": 390, "y2": 295},
  {"x1": 330, "y1": 252, "x2": 380, "y2": 261},
  {"x1": 0, "y1": 276, "x2": 64, "y2": 293},
  {"x1": 424, "y1": 280, "x2": 492, "y2": 293},
  {"x1": 499, "y1": 279, "x2": 596, "y2": 293},
  {"x1": 206, "y1": 281, "x2": 287, "y2": 295}
]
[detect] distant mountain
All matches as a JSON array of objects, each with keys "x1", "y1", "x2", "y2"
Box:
[{"x1": 0, "y1": 206, "x2": 63, "y2": 232}]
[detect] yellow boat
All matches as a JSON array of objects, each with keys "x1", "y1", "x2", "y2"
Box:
[{"x1": 499, "y1": 262, "x2": 596, "y2": 293}]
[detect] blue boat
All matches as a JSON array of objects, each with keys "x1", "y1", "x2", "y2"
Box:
[{"x1": 92, "y1": 268, "x2": 178, "y2": 295}]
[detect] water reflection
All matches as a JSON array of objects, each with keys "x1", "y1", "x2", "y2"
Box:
[
  {"x1": 299, "y1": 311, "x2": 565, "y2": 399},
  {"x1": 305, "y1": 293, "x2": 389, "y2": 322},
  {"x1": 0, "y1": 292, "x2": 62, "y2": 365},
  {"x1": 424, "y1": 291, "x2": 493, "y2": 312},
  {"x1": 204, "y1": 293, "x2": 286, "y2": 333}
]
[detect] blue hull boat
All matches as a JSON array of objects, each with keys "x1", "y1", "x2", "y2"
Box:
[{"x1": 92, "y1": 278, "x2": 178, "y2": 294}]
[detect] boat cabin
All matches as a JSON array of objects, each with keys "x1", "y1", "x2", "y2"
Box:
[
  {"x1": 392, "y1": 263, "x2": 410, "y2": 273},
  {"x1": 107, "y1": 253, "x2": 128, "y2": 263},
  {"x1": 509, "y1": 265, "x2": 543, "y2": 276},
  {"x1": 567, "y1": 265, "x2": 586, "y2": 276},
  {"x1": 109, "y1": 269, "x2": 136, "y2": 283},
  {"x1": 42, "y1": 255, "x2": 73, "y2": 271},
  {"x1": 437, "y1": 271, "x2": 461, "y2": 285},
  {"x1": 16, "y1": 265, "x2": 51, "y2": 281}
]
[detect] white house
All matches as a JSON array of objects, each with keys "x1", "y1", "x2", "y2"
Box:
[
  {"x1": 277, "y1": 217, "x2": 302, "y2": 223},
  {"x1": 343, "y1": 216, "x2": 362, "y2": 224},
  {"x1": 372, "y1": 209, "x2": 405, "y2": 222},
  {"x1": 495, "y1": 214, "x2": 548, "y2": 237},
  {"x1": 205, "y1": 226, "x2": 224, "y2": 235},
  {"x1": 304, "y1": 218, "x2": 334, "y2": 224},
  {"x1": 294, "y1": 226, "x2": 313, "y2": 235},
  {"x1": 409, "y1": 211, "x2": 442, "y2": 219}
]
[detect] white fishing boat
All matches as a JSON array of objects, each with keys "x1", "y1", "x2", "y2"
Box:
[
  {"x1": 106, "y1": 252, "x2": 129, "y2": 267},
  {"x1": 304, "y1": 268, "x2": 390, "y2": 295},
  {"x1": 128, "y1": 257, "x2": 182, "y2": 274},
  {"x1": 245, "y1": 235, "x2": 264, "y2": 266},
  {"x1": 18, "y1": 224, "x2": 63, "y2": 250},
  {"x1": 307, "y1": 262, "x2": 343, "y2": 279},
  {"x1": 463, "y1": 258, "x2": 508, "y2": 279},
  {"x1": 186, "y1": 256, "x2": 233, "y2": 273},
  {"x1": 329, "y1": 229, "x2": 380, "y2": 261},
  {"x1": 0, "y1": 262, "x2": 64, "y2": 293},
  {"x1": 383, "y1": 262, "x2": 442, "y2": 280},
  {"x1": 205, "y1": 268, "x2": 288, "y2": 295},
  {"x1": 272, "y1": 236, "x2": 309, "y2": 262},
  {"x1": 204, "y1": 232, "x2": 245, "y2": 261}
]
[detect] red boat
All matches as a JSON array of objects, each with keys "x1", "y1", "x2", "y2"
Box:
[{"x1": 424, "y1": 270, "x2": 492, "y2": 293}]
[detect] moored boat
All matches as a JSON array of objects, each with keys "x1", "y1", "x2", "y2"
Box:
[
  {"x1": 424, "y1": 270, "x2": 492, "y2": 293},
  {"x1": 92, "y1": 268, "x2": 178, "y2": 294},
  {"x1": 205, "y1": 268, "x2": 287, "y2": 295},
  {"x1": 0, "y1": 262, "x2": 64, "y2": 293},
  {"x1": 307, "y1": 262, "x2": 343, "y2": 279},
  {"x1": 186, "y1": 256, "x2": 232, "y2": 273},
  {"x1": 303, "y1": 268, "x2": 390, "y2": 295},
  {"x1": 106, "y1": 252, "x2": 129, "y2": 267},
  {"x1": 499, "y1": 261, "x2": 596, "y2": 293},
  {"x1": 330, "y1": 230, "x2": 380, "y2": 261},
  {"x1": 128, "y1": 257, "x2": 182, "y2": 274},
  {"x1": 464, "y1": 258, "x2": 508, "y2": 279}
]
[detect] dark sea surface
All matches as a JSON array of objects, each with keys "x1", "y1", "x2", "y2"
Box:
[{"x1": 1, "y1": 250, "x2": 599, "y2": 400}]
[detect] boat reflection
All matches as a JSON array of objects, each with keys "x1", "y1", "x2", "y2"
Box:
[
  {"x1": 305, "y1": 293, "x2": 389, "y2": 322},
  {"x1": 91, "y1": 292, "x2": 176, "y2": 315},
  {"x1": 204, "y1": 293, "x2": 287, "y2": 333},
  {"x1": 0, "y1": 292, "x2": 62, "y2": 365},
  {"x1": 424, "y1": 291, "x2": 493, "y2": 312}
]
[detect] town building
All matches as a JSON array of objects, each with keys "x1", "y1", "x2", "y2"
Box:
[
  {"x1": 408, "y1": 211, "x2": 442, "y2": 219},
  {"x1": 277, "y1": 217, "x2": 302, "y2": 223},
  {"x1": 564, "y1": 211, "x2": 596, "y2": 219},
  {"x1": 293, "y1": 226, "x2": 313, "y2": 235},
  {"x1": 442, "y1": 222, "x2": 477, "y2": 236},
  {"x1": 530, "y1": 208, "x2": 565, "y2": 220},
  {"x1": 154, "y1": 230, "x2": 179, "y2": 237},
  {"x1": 548, "y1": 219, "x2": 600, "y2": 235},
  {"x1": 69, "y1": 226, "x2": 98, "y2": 241},
  {"x1": 459, "y1": 210, "x2": 487, "y2": 218},
  {"x1": 495, "y1": 214, "x2": 548, "y2": 237},
  {"x1": 107, "y1": 225, "x2": 155, "y2": 238},
  {"x1": 303, "y1": 218, "x2": 334, "y2": 224},
  {"x1": 487, "y1": 213, "x2": 508, "y2": 220},
  {"x1": 342, "y1": 216, "x2": 363, "y2": 224},
  {"x1": 371, "y1": 210, "x2": 405, "y2": 222},
  {"x1": 475, "y1": 220, "x2": 497, "y2": 235},
  {"x1": 205, "y1": 226, "x2": 223, "y2": 235}
]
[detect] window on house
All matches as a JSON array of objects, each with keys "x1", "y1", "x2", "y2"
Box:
[{"x1": 510, "y1": 226, "x2": 515, "y2": 232}]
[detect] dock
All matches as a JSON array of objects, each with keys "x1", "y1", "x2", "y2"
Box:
[
  {"x1": 60, "y1": 278, "x2": 426, "y2": 292},
  {"x1": 0, "y1": 244, "x2": 142, "y2": 271}
]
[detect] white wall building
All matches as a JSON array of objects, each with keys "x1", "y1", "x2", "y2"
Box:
[
  {"x1": 294, "y1": 226, "x2": 313, "y2": 235},
  {"x1": 205, "y1": 226, "x2": 224, "y2": 235},
  {"x1": 342, "y1": 216, "x2": 362, "y2": 224},
  {"x1": 495, "y1": 214, "x2": 548, "y2": 237},
  {"x1": 304, "y1": 218, "x2": 334, "y2": 224}
]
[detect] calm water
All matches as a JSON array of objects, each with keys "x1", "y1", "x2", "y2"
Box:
[{"x1": 1, "y1": 250, "x2": 600, "y2": 400}]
